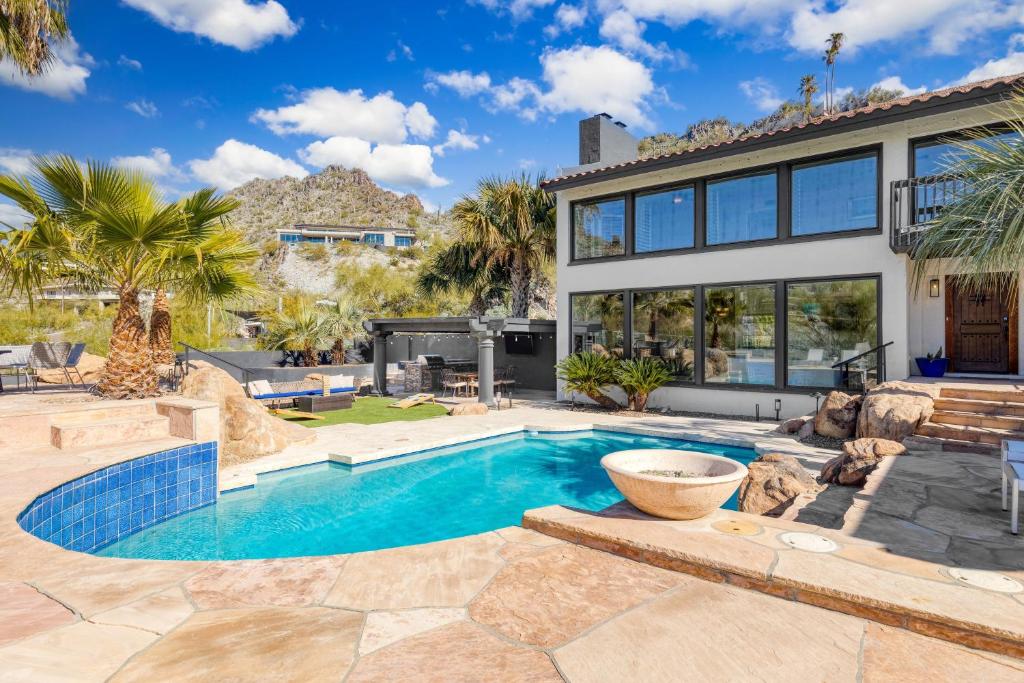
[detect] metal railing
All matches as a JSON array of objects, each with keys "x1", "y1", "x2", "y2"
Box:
[
  {"x1": 830, "y1": 341, "x2": 893, "y2": 393},
  {"x1": 178, "y1": 342, "x2": 254, "y2": 388},
  {"x1": 889, "y1": 174, "x2": 966, "y2": 254}
]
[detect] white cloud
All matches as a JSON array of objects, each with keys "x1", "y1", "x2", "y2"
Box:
[
  {"x1": 954, "y1": 34, "x2": 1024, "y2": 84},
  {"x1": 118, "y1": 55, "x2": 143, "y2": 71},
  {"x1": 252, "y1": 87, "x2": 437, "y2": 143},
  {"x1": 189, "y1": 139, "x2": 308, "y2": 190},
  {"x1": 0, "y1": 202, "x2": 32, "y2": 230},
  {"x1": 617, "y1": 0, "x2": 800, "y2": 31},
  {"x1": 122, "y1": 0, "x2": 299, "y2": 51},
  {"x1": 126, "y1": 98, "x2": 160, "y2": 118},
  {"x1": 598, "y1": 9, "x2": 685, "y2": 64},
  {"x1": 739, "y1": 77, "x2": 784, "y2": 113},
  {"x1": 489, "y1": 77, "x2": 542, "y2": 117},
  {"x1": 0, "y1": 35, "x2": 92, "y2": 100},
  {"x1": 473, "y1": 0, "x2": 556, "y2": 20},
  {"x1": 535, "y1": 45, "x2": 656, "y2": 128},
  {"x1": 112, "y1": 148, "x2": 185, "y2": 181},
  {"x1": 387, "y1": 40, "x2": 414, "y2": 62},
  {"x1": 432, "y1": 130, "x2": 490, "y2": 156},
  {"x1": 299, "y1": 137, "x2": 449, "y2": 189},
  {"x1": 427, "y1": 70, "x2": 493, "y2": 97},
  {"x1": 545, "y1": 3, "x2": 587, "y2": 37},
  {"x1": 872, "y1": 75, "x2": 926, "y2": 95},
  {"x1": 0, "y1": 148, "x2": 34, "y2": 175}
]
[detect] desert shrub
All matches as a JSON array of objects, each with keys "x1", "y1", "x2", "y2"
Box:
[
  {"x1": 555, "y1": 352, "x2": 621, "y2": 411},
  {"x1": 297, "y1": 242, "x2": 329, "y2": 261},
  {"x1": 616, "y1": 357, "x2": 673, "y2": 412}
]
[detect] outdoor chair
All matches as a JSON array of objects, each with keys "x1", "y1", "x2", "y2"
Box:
[
  {"x1": 245, "y1": 377, "x2": 357, "y2": 409},
  {"x1": 440, "y1": 368, "x2": 468, "y2": 398},
  {"x1": 26, "y1": 342, "x2": 72, "y2": 392},
  {"x1": 61, "y1": 343, "x2": 87, "y2": 385},
  {"x1": 0, "y1": 345, "x2": 32, "y2": 389},
  {"x1": 495, "y1": 366, "x2": 517, "y2": 397},
  {"x1": 1001, "y1": 439, "x2": 1024, "y2": 534}
]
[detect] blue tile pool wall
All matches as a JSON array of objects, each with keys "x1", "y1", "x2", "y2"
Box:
[{"x1": 17, "y1": 441, "x2": 218, "y2": 553}]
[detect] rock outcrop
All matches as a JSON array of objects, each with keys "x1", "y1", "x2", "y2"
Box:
[
  {"x1": 36, "y1": 351, "x2": 106, "y2": 385},
  {"x1": 821, "y1": 437, "x2": 907, "y2": 486},
  {"x1": 449, "y1": 403, "x2": 489, "y2": 416},
  {"x1": 813, "y1": 391, "x2": 861, "y2": 439},
  {"x1": 737, "y1": 453, "x2": 825, "y2": 516},
  {"x1": 179, "y1": 361, "x2": 314, "y2": 466},
  {"x1": 775, "y1": 417, "x2": 808, "y2": 435},
  {"x1": 856, "y1": 381, "x2": 938, "y2": 442}
]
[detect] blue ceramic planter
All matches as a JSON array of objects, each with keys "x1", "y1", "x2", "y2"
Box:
[{"x1": 915, "y1": 357, "x2": 948, "y2": 378}]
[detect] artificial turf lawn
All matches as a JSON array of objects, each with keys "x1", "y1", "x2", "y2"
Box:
[{"x1": 284, "y1": 396, "x2": 449, "y2": 427}]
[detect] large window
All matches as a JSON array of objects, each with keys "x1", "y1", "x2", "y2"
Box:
[
  {"x1": 573, "y1": 198, "x2": 626, "y2": 259},
  {"x1": 571, "y1": 292, "x2": 625, "y2": 357},
  {"x1": 914, "y1": 130, "x2": 1019, "y2": 177},
  {"x1": 791, "y1": 154, "x2": 877, "y2": 236},
  {"x1": 786, "y1": 278, "x2": 878, "y2": 388},
  {"x1": 706, "y1": 172, "x2": 777, "y2": 245},
  {"x1": 703, "y1": 284, "x2": 776, "y2": 385},
  {"x1": 632, "y1": 289, "x2": 695, "y2": 381},
  {"x1": 634, "y1": 187, "x2": 695, "y2": 253}
]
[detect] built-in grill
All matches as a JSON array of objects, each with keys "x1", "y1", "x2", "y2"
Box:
[
  {"x1": 416, "y1": 354, "x2": 446, "y2": 370},
  {"x1": 405, "y1": 354, "x2": 477, "y2": 392}
]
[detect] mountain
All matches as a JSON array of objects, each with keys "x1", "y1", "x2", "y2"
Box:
[{"x1": 226, "y1": 165, "x2": 448, "y2": 243}]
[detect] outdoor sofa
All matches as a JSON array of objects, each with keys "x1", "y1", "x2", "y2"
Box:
[{"x1": 246, "y1": 375, "x2": 358, "y2": 407}]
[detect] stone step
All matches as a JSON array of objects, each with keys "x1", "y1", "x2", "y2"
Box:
[
  {"x1": 50, "y1": 415, "x2": 170, "y2": 450},
  {"x1": 933, "y1": 397, "x2": 1024, "y2": 417},
  {"x1": 930, "y1": 409, "x2": 1024, "y2": 431},
  {"x1": 939, "y1": 387, "x2": 1024, "y2": 404},
  {"x1": 903, "y1": 434, "x2": 1000, "y2": 456},
  {"x1": 916, "y1": 420, "x2": 1024, "y2": 447}
]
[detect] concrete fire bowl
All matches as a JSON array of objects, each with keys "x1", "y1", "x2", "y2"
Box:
[{"x1": 600, "y1": 449, "x2": 749, "y2": 520}]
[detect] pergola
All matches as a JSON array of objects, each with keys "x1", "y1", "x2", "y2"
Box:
[{"x1": 362, "y1": 317, "x2": 556, "y2": 405}]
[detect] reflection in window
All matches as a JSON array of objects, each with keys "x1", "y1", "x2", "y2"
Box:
[
  {"x1": 573, "y1": 198, "x2": 626, "y2": 259},
  {"x1": 635, "y1": 187, "x2": 695, "y2": 253},
  {"x1": 704, "y1": 284, "x2": 776, "y2": 385},
  {"x1": 571, "y1": 292, "x2": 625, "y2": 358},
  {"x1": 791, "y1": 155, "x2": 877, "y2": 235},
  {"x1": 786, "y1": 279, "x2": 878, "y2": 388},
  {"x1": 632, "y1": 289, "x2": 695, "y2": 381},
  {"x1": 914, "y1": 130, "x2": 1019, "y2": 177},
  {"x1": 706, "y1": 172, "x2": 777, "y2": 245}
]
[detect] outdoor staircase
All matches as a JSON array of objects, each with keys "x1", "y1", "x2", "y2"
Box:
[
  {"x1": 0, "y1": 400, "x2": 174, "y2": 451},
  {"x1": 911, "y1": 386, "x2": 1024, "y2": 455}
]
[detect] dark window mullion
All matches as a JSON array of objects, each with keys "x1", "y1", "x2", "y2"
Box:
[
  {"x1": 623, "y1": 288, "x2": 633, "y2": 360},
  {"x1": 625, "y1": 194, "x2": 635, "y2": 257},
  {"x1": 776, "y1": 280, "x2": 787, "y2": 389},
  {"x1": 694, "y1": 179, "x2": 706, "y2": 249},
  {"x1": 778, "y1": 164, "x2": 791, "y2": 240},
  {"x1": 694, "y1": 285, "x2": 705, "y2": 386}
]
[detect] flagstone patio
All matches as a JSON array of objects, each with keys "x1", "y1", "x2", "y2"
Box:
[{"x1": 1, "y1": 397, "x2": 1023, "y2": 680}]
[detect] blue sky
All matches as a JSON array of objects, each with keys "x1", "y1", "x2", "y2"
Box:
[{"x1": 2, "y1": 0, "x2": 1024, "y2": 225}]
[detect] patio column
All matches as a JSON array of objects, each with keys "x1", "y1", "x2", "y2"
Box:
[
  {"x1": 475, "y1": 334, "x2": 495, "y2": 406},
  {"x1": 372, "y1": 331, "x2": 392, "y2": 396}
]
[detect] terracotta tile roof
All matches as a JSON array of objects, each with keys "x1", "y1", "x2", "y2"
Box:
[{"x1": 542, "y1": 72, "x2": 1024, "y2": 190}]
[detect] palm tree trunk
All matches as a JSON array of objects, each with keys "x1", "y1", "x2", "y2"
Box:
[
  {"x1": 330, "y1": 337, "x2": 346, "y2": 365},
  {"x1": 149, "y1": 288, "x2": 175, "y2": 365},
  {"x1": 509, "y1": 254, "x2": 531, "y2": 318},
  {"x1": 586, "y1": 389, "x2": 622, "y2": 411},
  {"x1": 303, "y1": 344, "x2": 318, "y2": 368},
  {"x1": 97, "y1": 285, "x2": 158, "y2": 399}
]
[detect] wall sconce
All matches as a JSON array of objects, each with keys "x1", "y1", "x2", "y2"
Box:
[{"x1": 929, "y1": 279, "x2": 940, "y2": 298}]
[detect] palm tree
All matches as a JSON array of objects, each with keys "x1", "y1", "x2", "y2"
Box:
[
  {"x1": 261, "y1": 306, "x2": 336, "y2": 368},
  {"x1": 823, "y1": 32, "x2": 845, "y2": 114},
  {"x1": 910, "y1": 102, "x2": 1024, "y2": 295},
  {"x1": 0, "y1": 155, "x2": 256, "y2": 398},
  {"x1": 1, "y1": 0, "x2": 69, "y2": 75},
  {"x1": 452, "y1": 175, "x2": 555, "y2": 318},
  {"x1": 798, "y1": 74, "x2": 819, "y2": 123},
  {"x1": 327, "y1": 298, "x2": 363, "y2": 365},
  {"x1": 416, "y1": 240, "x2": 510, "y2": 315}
]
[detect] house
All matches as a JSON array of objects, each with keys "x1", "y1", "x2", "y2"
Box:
[
  {"x1": 276, "y1": 224, "x2": 416, "y2": 248},
  {"x1": 542, "y1": 74, "x2": 1024, "y2": 419}
]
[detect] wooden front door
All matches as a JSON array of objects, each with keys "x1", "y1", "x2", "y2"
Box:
[{"x1": 946, "y1": 275, "x2": 1017, "y2": 374}]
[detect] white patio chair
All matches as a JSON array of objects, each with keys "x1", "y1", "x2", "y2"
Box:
[{"x1": 1001, "y1": 439, "x2": 1024, "y2": 534}]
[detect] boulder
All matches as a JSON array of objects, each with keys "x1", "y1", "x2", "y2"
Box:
[
  {"x1": 813, "y1": 391, "x2": 861, "y2": 439},
  {"x1": 448, "y1": 403, "x2": 489, "y2": 416},
  {"x1": 821, "y1": 437, "x2": 907, "y2": 487},
  {"x1": 179, "y1": 361, "x2": 314, "y2": 466},
  {"x1": 737, "y1": 453, "x2": 825, "y2": 516},
  {"x1": 36, "y1": 351, "x2": 106, "y2": 384},
  {"x1": 856, "y1": 381, "x2": 938, "y2": 441},
  {"x1": 797, "y1": 420, "x2": 815, "y2": 440},
  {"x1": 775, "y1": 417, "x2": 807, "y2": 435}
]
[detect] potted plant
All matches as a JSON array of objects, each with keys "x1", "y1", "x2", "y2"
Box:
[{"x1": 915, "y1": 347, "x2": 948, "y2": 378}]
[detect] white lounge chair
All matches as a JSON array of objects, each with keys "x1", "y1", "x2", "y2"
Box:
[{"x1": 1001, "y1": 439, "x2": 1024, "y2": 534}]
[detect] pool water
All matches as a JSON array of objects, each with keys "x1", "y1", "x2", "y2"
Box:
[{"x1": 95, "y1": 430, "x2": 756, "y2": 560}]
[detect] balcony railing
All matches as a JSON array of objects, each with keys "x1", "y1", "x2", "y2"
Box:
[{"x1": 889, "y1": 174, "x2": 966, "y2": 254}]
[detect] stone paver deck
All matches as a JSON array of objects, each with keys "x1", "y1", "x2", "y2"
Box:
[{"x1": 1, "y1": 397, "x2": 1023, "y2": 680}]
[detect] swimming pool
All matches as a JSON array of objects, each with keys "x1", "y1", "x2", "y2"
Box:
[{"x1": 94, "y1": 430, "x2": 757, "y2": 560}]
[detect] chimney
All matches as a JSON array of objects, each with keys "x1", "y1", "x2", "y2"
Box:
[{"x1": 578, "y1": 114, "x2": 638, "y2": 166}]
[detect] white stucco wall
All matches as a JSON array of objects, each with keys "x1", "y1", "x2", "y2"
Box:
[{"x1": 554, "y1": 103, "x2": 1013, "y2": 417}]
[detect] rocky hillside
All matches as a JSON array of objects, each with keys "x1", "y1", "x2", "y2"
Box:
[{"x1": 227, "y1": 165, "x2": 450, "y2": 243}]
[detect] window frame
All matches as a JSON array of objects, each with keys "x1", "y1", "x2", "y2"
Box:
[
  {"x1": 909, "y1": 124, "x2": 1017, "y2": 178},
  {"x1": 704, "y1": 167, "x2": 780, "y2": 247},
  {"x1": 788, "y1": 150, "x2": 881, "y2": 237},
  {"x1": 567, "y1": 272, "x2": 882, "y2": 393},
  {"x1": 567, "y1": 144, "x2": 882, "y2": 266}
]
